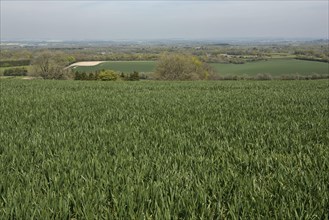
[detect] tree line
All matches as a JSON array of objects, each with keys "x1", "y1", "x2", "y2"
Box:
[
  {"x1": 3, "y1": 50, "x2": 327, "y2": 81},
  {"x1": 75, "y1": 71, "x2": 140, "y2": 81}
]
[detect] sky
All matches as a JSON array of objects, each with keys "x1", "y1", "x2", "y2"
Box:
[{"x1": 1, "y1": 0, "x2": 328, "y2": 41}]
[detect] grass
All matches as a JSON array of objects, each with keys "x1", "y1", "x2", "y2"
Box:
[
  {"x1": 0, "y1": 80, "x2": 328, "y2": 219},
  {"x1": 73, "y1": 59, "x2": 329, "y2": 77}
]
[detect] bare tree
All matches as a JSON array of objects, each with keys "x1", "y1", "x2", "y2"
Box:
[{"x1": 31, "y1": 51, "x2": 72, "y2": 79}]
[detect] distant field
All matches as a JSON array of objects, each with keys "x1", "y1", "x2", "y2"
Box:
[
  {"x1": 2, "y1": 60, "x2": 327, "y2": 77},
  {"x1": 212, "y1": 59, "x2": 329, "y2": 76},
  {"x1": 73, "y1": 59, "x2": 328, "y2": 76}
]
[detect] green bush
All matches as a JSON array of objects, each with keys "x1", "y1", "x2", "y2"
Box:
[
  {"x1": 123, "y1": 71, "x2": 140, "y2": 81},
  {"x1": 3, "y1": 67, "x2": 28, "y2": 76},
  {"x1": 0, "y1": 59, "x2": 30, "y2": 67},
  {"x1": 75, "y1": 72, "x2": 87, "y2": 80},
  {"x1": 156, "y1": 53, "x2": 215, "y2": 80},
  {"x1": 75, "y1": 71, "x2": 100, "y2": 80},
  {"x1": 75, "y1": 70, "x2": 119, "y2": 81},
  {"x1": 255, "y1": 73, "x2": 273, "y2": 80},
  {"x1": 98, "y1": 70, "x2": 119, "y2": 81}
]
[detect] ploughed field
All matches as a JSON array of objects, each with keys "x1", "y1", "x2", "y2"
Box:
[
  {"x1": 73, "y1": 59, "x2": 329, "y2": 77},
  {"x1": 1, "y1": 80, "x2": 328, "y2": 219}
]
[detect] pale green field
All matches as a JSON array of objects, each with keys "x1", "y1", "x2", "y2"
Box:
[
  {"x1": 73, "y1": 59, "x2": 328, "y2": 76},
  {"x1": 211, "y1": 59, "x2": 329, "y2": 76}
]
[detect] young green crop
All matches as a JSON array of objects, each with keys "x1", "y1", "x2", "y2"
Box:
[
  {"x1": 211, "y1": 59, "x2": 329, "y2": 76},
  {"x1": 0, "y1": 80, "x2": 328, "y2": 219},
  {"x1": 73, "y1": 59, "x2": 329, "y2": 77}
]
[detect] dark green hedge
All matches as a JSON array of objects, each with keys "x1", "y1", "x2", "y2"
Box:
[
  {"x1": 0, "y1": 60, "x2": 31, "y2": 67},
  {"x1": 3, "y1": 67, "x2": 28, "y2": 76}
]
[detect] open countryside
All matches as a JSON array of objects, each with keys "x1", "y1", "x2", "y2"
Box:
[
  {"x1": 1, "y1": 34, "x2": 328, "y2": 220},
  {"x1": 71, "y1": 59, "x2": 329, "y2": 77},
  {"x1": 1, "y1": 0, "x2": 329, "y2": 219},
  {"x1": 2, "y1": 59, "x2": 328, "y2": 78}
]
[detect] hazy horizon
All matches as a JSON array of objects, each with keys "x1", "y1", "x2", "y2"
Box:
[{"x1": 1, "y1": 0, "x2": 328, "y2": 41}]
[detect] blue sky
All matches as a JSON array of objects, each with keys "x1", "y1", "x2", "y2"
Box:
[{"x1": 1, "y1": 1, "x2": 328, "y2": 40}]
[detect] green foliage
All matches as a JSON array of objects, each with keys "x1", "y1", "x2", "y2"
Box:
[
  {"x1": 255, "y1": 73, "x2": 273, "y2": 80},
  {"x1": 156, "y1": 53, "x2": 214, "y2": 80},
  {"x1": 294, "y1": 48, "x2": 329, "y2": 62},
  {"x1": 295, "y1": 56, "x2": 329, "y2": 63},
  {"x1": 67, "y1": 56, "x2": 76, "y2": 64},
  {"x1": 74, "y1": 70, "x2": 120, "y2": 81},
  {"x1": 0, "y1": 59, "x2": 30, "y2": 68},
  {"x1": 121, "y1": 71, "x2": 140, "y2": 81},
  {"x1": 0, "y1": 80, "x2": 328, "y2": 219},
  {"x1": 74, "y1": 71, "x2": 98, "y2": 80},
  {"x1": 98, "y1": 70, "x2": 118, "y2": 81},
  {"x1": 3, "y1": 67, "x2": 28, "y2": 76}
]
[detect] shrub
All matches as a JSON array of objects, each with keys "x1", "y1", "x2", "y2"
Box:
[
  {"x1": 156, "y1": 53, "x2": 215, "y2": 80},
  {"x1": 125, "y1": 71, "x2": 140, "y2": 81},
  {"x1": 75, "y1": 72, "x2": 87, "y2": 80},
  {"x1": 98, "y1": 70, "x2": 119, "y2": 81},
  {"x1": 139, "y1": 73, "x2": 148, "y2": 80},
  {"x1": 3, "y1": 67, "x2": 28, "y2": 76},
  {"x1": 255, "y1": 73, "x2": 272, "y2": 80},
  {"x1": 295, "y1": 56, "x2": 329, "y2": 63},
  {"x1": 0, "y1": 59, "x2": 30, "y2": 67}
]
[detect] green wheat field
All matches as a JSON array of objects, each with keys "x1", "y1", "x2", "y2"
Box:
[{"x1": 1, "y1": 80, "x2": 328, "y2": 219}]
